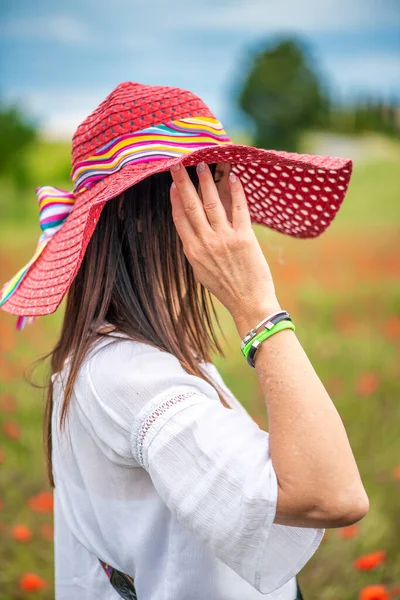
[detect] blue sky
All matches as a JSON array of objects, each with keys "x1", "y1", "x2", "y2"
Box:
[{"x1": 0, "y1": 0, "x2": 399, "y2": 138}]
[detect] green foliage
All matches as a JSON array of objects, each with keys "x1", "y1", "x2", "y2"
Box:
[
  {"x1": 0, "y1": 138, "x2": 70, "y2": 223},
  {"x1": 328, "y1": 98, "x2": 400, "y2": 136},
  {"x1": 238, "y1": 38, "x2": 329, "y2": 152},
  {"x1": 0, "y1": 102, "x2": 37, "y2": 182}
]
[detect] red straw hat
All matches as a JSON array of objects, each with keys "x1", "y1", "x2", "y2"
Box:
[{"x1": 0, "y1": 81, "x2": 352, "y2": 329}]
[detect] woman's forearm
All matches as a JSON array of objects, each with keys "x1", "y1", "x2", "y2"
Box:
[{"x1": 233, "y1": 299, "x2": 370, "y2": 529}]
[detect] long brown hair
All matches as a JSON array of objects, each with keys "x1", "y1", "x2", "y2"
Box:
[{"x1": 36, "y1": 163, "x2": 232, "y2": 487}]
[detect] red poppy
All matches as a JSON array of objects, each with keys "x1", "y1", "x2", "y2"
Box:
[
  {"x1": 354, "y1": 550, "x2": 386, "y2": 571},
  {"x1": 394, "y1": 466, "x2": 400, "y2": 481},
  {"x1": 3, "y1": 419, "x2": 21, "y2": 439},
  {"x1": 338, "y1": 524, "x2": 359, "y2": 539},
  {"x1": 358, "y1": 584, "x2": 390, "y2": 600},
  {"x1": 19, "y1": 572, "x2": 47, "y2": 592},
  {"x1": 355, "y1": 372, "x2": 380, "y2": 397},
  {"x1": 11, "y1": 524, "x2": 32, "y2": 543},
  {"x1": 27, "y1": 490, "x2": 54, "y2": 513}
]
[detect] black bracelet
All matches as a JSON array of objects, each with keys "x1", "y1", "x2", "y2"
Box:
[
  {"x1": 240, "y1": 310, "x2": 291, "y2": 356},
  {"x1": 247, "y1": 313, "x2": 293, "y2": 368}
]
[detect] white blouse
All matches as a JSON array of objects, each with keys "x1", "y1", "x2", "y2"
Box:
[{"x1": 51, "y1": 326, "x2": 324, "y2": 599}]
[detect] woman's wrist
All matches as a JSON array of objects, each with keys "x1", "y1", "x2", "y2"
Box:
[{"x1": 232, "y1": 298, "x2": 283, "y2": 340}]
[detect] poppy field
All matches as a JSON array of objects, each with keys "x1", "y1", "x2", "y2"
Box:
[{"x1": 0, "y1": 136, "x2": 399, "y2": 599}]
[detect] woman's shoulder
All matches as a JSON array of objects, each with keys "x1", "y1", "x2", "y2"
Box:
[
  {"x1": 84, "y1": 330, "x2": 220, "y2": 405},
  {"x1": 86, "y1": 332, "x2": 192, "y2": 377},
  {"x1": 86, "y1": 321, "x2": 218, "y2": 377},
  {"x1": 86, "y1": 330, "x2": 162, "y2": 366},
  {"x1": 52, "y1": 328, "x2": 160, "y2": 383},
  {"x1": 85, "y1": 334, "x2": 251, "y2": 420}
]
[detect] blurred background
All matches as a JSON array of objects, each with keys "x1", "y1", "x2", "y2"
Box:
[{"x1": 0, "y1": 1, "x2": 399, "y2": 598}]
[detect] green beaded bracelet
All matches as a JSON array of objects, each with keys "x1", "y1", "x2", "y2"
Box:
[{"x1": 242, "y1": 319, "x2": 296, "y2": 359}]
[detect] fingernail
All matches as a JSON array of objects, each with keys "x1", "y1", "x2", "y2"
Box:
[
  {"x1": 171, "y1": 182, "x2": 176, "y2": 190},
  {"x1": 229, "y1": 172, "x2": 237, "y2": 183},
  {"x1": 171, "y1": 163, "x2": 180, "y2": 172},
  {"x1": 196, "y1": 162, "x2": 205, "y2": 173}
]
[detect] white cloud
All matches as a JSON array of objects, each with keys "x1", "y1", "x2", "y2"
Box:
[
  {"x1": 322, "y1": 54, "x2": 400, "y2": 99},
  {"x1": 4, "y1": 0, "x2": 392, "y2": 51},
  {"x1": 3, "y1": 86, "x2": 227, "y2": 140},
  {"x1": 41, "y1": 111, "x2": 89, "y2": 140},
  {"x1": 0, "y1": 14, "x2": 95, "y2": 45},
  {"x1": 1, "y1": 0, "x2": 398, "y2": 55},
  {"x1": 2, "y1": 88, "x2": 111, "y2": 139},
  {"x1": 111, "y1": 0, "x2": 398, "y2": 35}
]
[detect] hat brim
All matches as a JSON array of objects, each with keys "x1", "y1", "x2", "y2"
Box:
[{"x1": 1, "y1": 143, "x2": 352, "y2": 317}]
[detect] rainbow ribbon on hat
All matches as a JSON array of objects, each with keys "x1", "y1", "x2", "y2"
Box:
[
  {"x1": 71, "y1": 116, "x2": 230, "y2": 191},
  {"x1": 0, "y1": 187, "x2": 76, "y2": 329},
  {"x1": 0, "y1": 116, "x2": 231, "y2": 329}
]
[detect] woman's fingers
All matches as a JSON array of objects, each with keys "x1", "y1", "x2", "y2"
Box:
[
  {"x1": 170, "y1": 160, "x2": 251, "y2": 244},
  {"x1": 228, "y1": 171, "x2": 252, "y2": 232},
  {"x1": 170, "y1": 163, "x2": 211, "y2": 236},
  {"x1": 169, "y1": 179, "x2": 195, "y2": 246},
  {"x1": 196, "y1": 162, "x2": 230, "y2": 230},
  {"x1": 214, "y1": 162, "x2": 233, "y2": 223}
]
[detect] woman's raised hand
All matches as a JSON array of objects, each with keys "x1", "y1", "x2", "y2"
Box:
[{"x1": 169, "y1": 161, "x2": 281, "y2": 327}]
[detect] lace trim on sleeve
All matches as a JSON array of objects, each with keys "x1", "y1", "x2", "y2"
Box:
[{"x1": 134, "y1": 390, "x2": 201, "y2": 468}]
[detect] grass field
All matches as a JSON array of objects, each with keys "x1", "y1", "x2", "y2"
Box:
[{"x1": 0, "y1": 134, "x2": 399, "y2": 599}]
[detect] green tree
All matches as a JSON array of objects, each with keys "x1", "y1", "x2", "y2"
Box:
[
  {"x1": 0, "y1": 101, "x2": 37, "y2": 187},
  {"x1": 238, "y1": 38, "x2": 329, "y2": 152}
]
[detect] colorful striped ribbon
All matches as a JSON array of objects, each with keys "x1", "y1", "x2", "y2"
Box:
[
  {"x1": 71, "y1": 116, "x2": 231, "y2": 192},
  {"x1": 1, "y1": 186, "x2": 75, "y2": 328},
  {"x1": 0, "y1": 116, "x2": 231, "y2": 329}
]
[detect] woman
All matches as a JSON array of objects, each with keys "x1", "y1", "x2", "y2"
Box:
[{"x1": 0, "y1": 82, "x2": 369, "y2": 599}]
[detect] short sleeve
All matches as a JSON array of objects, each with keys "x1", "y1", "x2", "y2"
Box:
[{"x1": 86, "y1": 339, "x2": 324, "y2": 594}]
